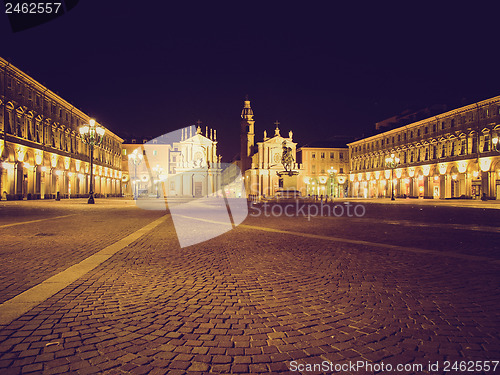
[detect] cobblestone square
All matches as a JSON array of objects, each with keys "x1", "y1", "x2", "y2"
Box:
[{"x1": 0, "y1": 198, "x2": 499, "y2": 374}]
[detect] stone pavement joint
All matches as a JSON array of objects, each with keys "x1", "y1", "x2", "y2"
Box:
[{"x1": 0, "y1": 214, "x2": 169, "y2": 326}]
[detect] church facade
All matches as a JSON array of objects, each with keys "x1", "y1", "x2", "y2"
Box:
[
  {"x1": 239, "y1": 99, "x2": 304, "y2": 197},
  {"x1": 122, "y1": 125, "x2": 223, "y2": 198}
]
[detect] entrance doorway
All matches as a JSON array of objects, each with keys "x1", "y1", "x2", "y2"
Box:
[{"x1": 194, "y1": 182, "x2": 203, "y2": 197}]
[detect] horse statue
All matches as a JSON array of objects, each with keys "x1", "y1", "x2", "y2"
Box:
[{"x1": 281, "y1": 141, "x2": 294, "y2": 173}]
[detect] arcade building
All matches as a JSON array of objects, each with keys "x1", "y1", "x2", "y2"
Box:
[
  {"x1": 0, "y1": 57, "x2": 123, "y2": 200},
  {"x1": 348, "y1": 95, "x2": 500, "y2": 199}
]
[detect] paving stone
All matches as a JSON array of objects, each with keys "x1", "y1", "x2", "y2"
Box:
[{"x1": 0, "y1": 201, "x2": 499, "y2": 373}]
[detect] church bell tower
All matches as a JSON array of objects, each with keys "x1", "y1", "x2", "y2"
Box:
[{"x1": 240, "y1": 96, "x2": 255, "y2": 172}]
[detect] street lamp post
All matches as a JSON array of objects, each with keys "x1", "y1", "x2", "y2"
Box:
[
  {"x1": 385, "y1": 153, "x2": 400, "y2": 201},
  {"x1": 152, "y1": 164, "x2": 163, "y2": 198},
  {"x1": 79, "y1": 119, "x2": 105, "y2": 204},
  {"x1": 128, "y1": 149, "x2": 143, "y2": 200},
  {"x1": 327, "y1": 167, "x2": 337, "y2": 198}
]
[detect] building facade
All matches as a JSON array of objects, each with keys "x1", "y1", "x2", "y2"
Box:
[
  {"x1": 298, "y1": 142, "x2": 349, "y2": 198},
  {"x1": 122, "y1": 125, "x2": 222, "y2": 198},
  {"x1": 0, "y1": 57, "x2": 123, "y2": 200},
  {"x1": 240, "y1": 99, "x2": 304, "y2": 197},
  {"x1": 348, "y1": 95, "x2": 500, "y2": 199}
]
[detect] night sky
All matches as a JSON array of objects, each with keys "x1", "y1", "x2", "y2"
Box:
[{"x1": 2, "y1": 2, "x2": 500, "y2": 160}]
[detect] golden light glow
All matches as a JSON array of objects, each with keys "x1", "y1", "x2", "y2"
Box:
[
  {"x1": 319, "y1": 176, "x2": 327, "y2": 184},
  {"x1": 438, "y1": 163, "x2": 447, "y2": 175},
  {"x1": 34, "y1": 151, "x2": 43, "y2": 165},
  {"x1": 395, "y1": 169, "x2": 402, "y2": 178},
  {"x1": 457, "y1": 160, "x2": 468, "y2": 174},
  {"x1": 408, "y1": 167, "x2": 415, "y2": 177},
  {"x1": 451, "y1": 173, "x2": 457, "y2": 180},
  {"x1": 55, "y1": 170, "x2": 62, "y2": 176},
  {"x1": 349, "y1": 174, "x2": 355, "y2": 182},
  {"x1": 68, "y1": 172, "x2": 73, "y2": 177},
  {"x1": 472, "y1": 170, "x2": 479, "y2": 178},
  {"x1": 16, "y1": 147, "x2": 26, "y2": 162},
  {"x1": 479, "y1": 157, "x2": 492, "y2": 172},
  {"x1": 366, "y1": 172, "x2": 371, "y2": 180},
  {"x1": 375, "y1": 171, "x2": 380, "y2": 179},
  {"x1": 384, "y1": 170, "x2": 391, "y2": 179},
  {"x1": 337, "y1": 175, "x2": 346, "y2": 184},
  {"x1": 24, "y1": 163, "x2": 32, "y2": 169},
  {"x1": 64, "y1": 158, "x2": 70, "y2": 170},
  {"x1": 422, "y1": 165, "x2": 431, "y2": 176},
  {"x1": 75, "y1": 160, "x2": 81, "y2": 172},
  {"x1": 434, "y1": 175, "x2": 439, "y2": 181},
  {"x1": 51, "y1": 155, "x2": 58, "y2": 168}
]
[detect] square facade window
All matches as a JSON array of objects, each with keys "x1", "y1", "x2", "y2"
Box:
[
  {"x1": 339, "y1": 152, "x2": 344, "y2": 159},
  {"x1": 320, "y1": 152, "x2": 325, "y2": 159}
]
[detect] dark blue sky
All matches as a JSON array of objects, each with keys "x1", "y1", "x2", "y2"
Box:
[{"x1": 2, "y1": 2, "x2": 499, "y2": 159}]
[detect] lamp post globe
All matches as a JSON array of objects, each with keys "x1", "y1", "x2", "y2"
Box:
[{"x1": 79, "y1": 119, "x2": 105, "y2": 204}]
